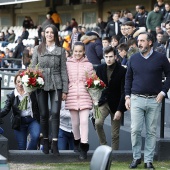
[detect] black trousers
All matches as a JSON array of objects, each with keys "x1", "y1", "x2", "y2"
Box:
[{"x1": 37, "y1": 89, "x2": 62, "y2": 139}]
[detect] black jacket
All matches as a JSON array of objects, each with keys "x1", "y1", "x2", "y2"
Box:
[
  {"x1": 96, "y1": 62, "x2": 126, "y2": 114},
  {"x1": 13, "y1": 42, "x2": 25, "y2": 65},
  {"x1": 0, "y1": 91, "x2": 40, "y2": 130},
  {"x1": 105, "y1": 20, "x2": 122, "y2": 38}
]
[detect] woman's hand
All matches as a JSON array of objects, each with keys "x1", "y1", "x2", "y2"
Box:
[{"x1": 62, "y1": 93, "x2": 67, "y2": 101}]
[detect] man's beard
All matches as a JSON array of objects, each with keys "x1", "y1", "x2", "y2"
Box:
[{"x1": 138, "y1": 46, "x2": 149, "y2": 54}]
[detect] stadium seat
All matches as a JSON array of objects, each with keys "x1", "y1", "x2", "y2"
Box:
[{"x1": 90, "y1": 145, "x2": 112, "y2": 170}]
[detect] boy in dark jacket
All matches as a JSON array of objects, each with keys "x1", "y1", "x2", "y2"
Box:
[{"x1": 95, "y1": 46, "x2": 126, "y2": 150}]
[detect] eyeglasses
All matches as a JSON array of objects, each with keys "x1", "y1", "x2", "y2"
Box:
[{"x1": 125, "y1": 28, "x2": 133, "y2": 30}]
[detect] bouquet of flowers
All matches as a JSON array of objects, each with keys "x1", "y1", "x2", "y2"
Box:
[
  {"x1": 18, "y1": 66, "x2": 44, "y2": 110},
  {"x1": 85, "y1": 72, "x2": 106, "y2": 119}
]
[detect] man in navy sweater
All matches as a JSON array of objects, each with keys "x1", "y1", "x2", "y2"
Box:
[{"x1": 125, "y1": 32, "x2": 170, "y2": 169}]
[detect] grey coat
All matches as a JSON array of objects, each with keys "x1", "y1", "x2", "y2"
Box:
[{"x1": 31, "y1": 45, "x2": 68, "y2": 100}]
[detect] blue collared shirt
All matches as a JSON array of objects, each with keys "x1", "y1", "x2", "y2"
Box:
[{"x1": 140, "y1": 48, "x2": 153, "y2": 59}]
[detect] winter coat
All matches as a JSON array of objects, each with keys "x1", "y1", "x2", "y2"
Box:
[
  {"x1": 96, "y1": 62, "x2": 127, "y2": 114},
  {"x1": 65, "y1": 57, "x2": 93, "y2": 110},
  {"x1": 84, "y1": 38, "x2": 103, "y2": 65},
  {"x1": 0, "y1": 91, "x2": 40, "y2": 130},
  {"x1": 31, "y1": 45, "x2": 68, "y2": 100}
]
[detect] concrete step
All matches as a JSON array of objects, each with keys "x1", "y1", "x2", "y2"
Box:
[{"x1": 8, "y1": 150, "x2": 134, "y2": 163}]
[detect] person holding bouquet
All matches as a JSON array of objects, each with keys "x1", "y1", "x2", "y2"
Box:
[
  {"x1": 95, "y1": 46, "x2": 126, "y2": 150},
  {"x1": 0, "y1": 71, "x2": 41, "y2": 150},
  {"x1": 31, "y1": 24, "x2": 68, "y2": 155},
  {"x1": 65, "y1": 41, "x2": 93, "y2": 160}
]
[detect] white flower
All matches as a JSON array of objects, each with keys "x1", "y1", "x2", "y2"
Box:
[
  {"x1": 22, "y1": 75, "x2": 29, "y2": 83},
  {"x1": 94, "y1": 80, "x2": 100, "y2": 86},
  {"x1": 37, "y1": 77, "x2": 44, "y2": 85}
]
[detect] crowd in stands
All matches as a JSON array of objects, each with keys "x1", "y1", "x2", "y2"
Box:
[{"x1": 0, "y1": 0, "x2": 170, "y2": 159}]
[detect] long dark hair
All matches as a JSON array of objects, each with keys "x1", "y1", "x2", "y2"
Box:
[{"x1": 37, "y1": 24, "x2": 61, "y2": 54}]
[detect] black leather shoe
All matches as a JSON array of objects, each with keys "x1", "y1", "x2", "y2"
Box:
[
  {"x1": 129, "y1": 158, "x2": 141, "y2": 169},
  {"x1": 144, "y1": 162, "x2": 155, "y2": 169}
]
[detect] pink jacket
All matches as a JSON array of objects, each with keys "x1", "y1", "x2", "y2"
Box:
[{"x1": 65, "y1": 57, "x2": 93, "y2": 110}]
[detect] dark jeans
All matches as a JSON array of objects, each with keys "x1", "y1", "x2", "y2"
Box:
[
  {"x1": 58, "y1": 128, "x2": 74, "y2": 150},
  {"x1": 37, "y1": 89, "x2": 62, "y2": 139},
  {"x1": 14, "y1": 116, "x2": 40, "y2": 150}
]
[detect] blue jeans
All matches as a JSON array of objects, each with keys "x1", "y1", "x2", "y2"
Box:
[
  {"x1": 14, "y1": 116, "x2": 41, "y2": 150},
  {"x1": 58, "y1": 128, "x2": 74, "y2": 150},
  {"x1": 130, "y1": 94, "x2": 162, "y2": 163}
]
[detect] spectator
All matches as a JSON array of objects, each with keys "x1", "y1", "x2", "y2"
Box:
[
  {"x1": 5, "y1": 50, "x2": 14, "y2": 70},
  {"x1": 125, "y1": 21, "x2": 145, "y2": 41},
  {"x1": 107, "y1": 11, "x2": 113, "y2": 23},
  {"x1": 146, "y1": 4, "x2": 163, "y2": 39},
  {"x1": 135, "y1": 5, "x2": 148, "y2": 28},
  {"x1": 70, "y1": 18, "x2": 78, "y2": 28},
  {"x1": 97, "y1": 18, "x2": 107, "y2": 38},
  {"x1": 13, "y1": 38, "x2": 25, "y2": 69},
  {"x1": 119, "y1": 10, "x2": 131, "y2": 24},
  {"x1": 78, "y1": 26, "x2": 86, "y2": 41},
  {"x1": 119, "y1": 24, "x2": 128, "y2": 43},
  {"x1": 155, "y1": 0, "x2": 166, "y2": 16},
  {"x1": 81, "y1": 31, "x2": 103, "y2": 69},
  {"x1": 0, "y1": 51, "x2": 6, "y2": 68},
  {"x1": 28, "y1": 16, "x2": 34, "y2": 29},
  {"x1": 8, "y1": 30, "x2": 16, "y2": 43},
  {"x1": 101, "y1": 36, "x2": 111, "y2": 64},
  {"x1": 106, "y1": 12, "x2": 122, "y2": 38},
  {"x1": 41, "y1": 14, "x2": 54, "y2": 31},
  {"x1": 110, "y1": 35, "x2": 121, "y2": 63},
  {"x1": 117, "y1": 43, "x2": 129, "y2": 67},
  {"x1": 23, "y1": 16, "x2": 30, "y2": 29},
  {"x1": 71, "y1": 27, "x2": 79, "y2": 49},
  {"x1": 133, "y1": 5, "x2": 140, "y2": 19},
  {"x1": 63, "y1": 34, "x2": 71, "y2": 51},
  {"x1": 126, "y1": 38, "x2": 139, "y2": 59},
  {"x1": 156, "y1": 26, "x2": 164, "y2": 34},
  {"x1": 20, "y1": 27, "x2": 29, "y2": 40},
  {"x1": 153, "y1": 32, "x2": 164, "y2": 49},
  {"x1": 0, "y1": 71, "x2": 41, "y2": 150},
  {"x1": 102, "y1": 36, "x2": 110, "y2": 49},
  {"x1": 0, "y1": 32, "x2": 5, "y2": 42},
  {"x1": 163, "y1": 3, "x2": 170, "y2": 23},
  {"x1": 58, "y1": 101, "x2": 74, "y2": 150},
  {"x1": 165, "y1": 20, "x2": 170, "y2": 59},
  {"x1": 64, "y1": 21, "x2": 72, "y2": 32},
  {"x1": 22, "y1": 49, "x2": 32, "y2": 68},
  {"x1": 65, "y1": 50, "x2": 72, "y2": 59},
  {"x1": 51, "y1": 10, "x2": 62, "y2": 31}
]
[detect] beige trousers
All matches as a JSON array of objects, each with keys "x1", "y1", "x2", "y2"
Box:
[{"x1": 95, "y1": 102, "x2": 121, "y2": 150}]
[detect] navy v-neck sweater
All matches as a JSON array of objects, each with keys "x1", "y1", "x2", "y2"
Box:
[{"x1": 125, "y1": 51, "x2": 170, "y2": 96}]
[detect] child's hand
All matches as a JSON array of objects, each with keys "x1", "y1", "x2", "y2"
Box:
[{"x1": 62, "y1": 93, "x2": 67, "y2": 101}]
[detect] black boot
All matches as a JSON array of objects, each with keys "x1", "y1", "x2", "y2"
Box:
[
  {"x1": 79, "y1": 143, "x2": 89, "y2": 160},
  {"x1": 51, "y1": 140, "x2": 60, "y2": 156},
  {"x1": 43, "y1": 138, "x2": 49, "y2": 154},
  {"x1": 74, "y1": 139, "x2": 80, "y2": 152}
]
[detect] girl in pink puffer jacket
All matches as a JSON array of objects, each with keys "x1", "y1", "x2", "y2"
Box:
[{"x1": 65, "y1": 41, "x2": 93, "y2": 160}]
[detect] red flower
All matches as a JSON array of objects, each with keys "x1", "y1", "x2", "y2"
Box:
[
  {"x1": 28, "y1": 77, "x2": 37, "y2": 86},
  {"x1": 20, "y1": 71, "x2": 25, "y2": 77},
  {"x1": 100, "y1": 80, "x2": 106, "y2": 88}
]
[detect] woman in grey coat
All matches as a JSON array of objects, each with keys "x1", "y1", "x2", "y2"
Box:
[{"x1": 31, "y1": 24, "x2": 68, "y2": 155}]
